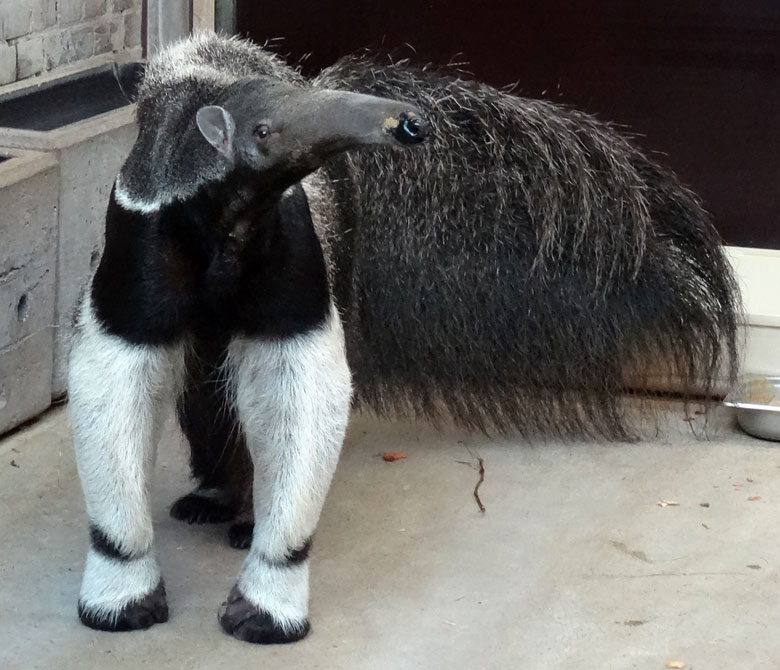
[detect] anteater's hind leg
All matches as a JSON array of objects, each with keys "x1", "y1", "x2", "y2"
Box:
[{"x1": 171, "y1": 339, "x2": 253, "y2": 526}]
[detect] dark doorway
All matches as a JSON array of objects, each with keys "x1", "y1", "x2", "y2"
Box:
[{"x1": 237, "y1": 1, "x2": 780, "y2": 249}]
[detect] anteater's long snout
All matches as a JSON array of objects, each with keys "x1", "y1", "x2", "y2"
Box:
[{"x1": 278, "y1": 89, "x2": 430, "y2": 156}]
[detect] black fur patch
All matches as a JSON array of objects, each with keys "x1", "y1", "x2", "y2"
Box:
[
  {"x1": 176, "y1": 337, "x2": 251, "y2": 497},
  {"x1": 92, "y1": 180, "x2": 329, "y2": 345},
  {"x1": 228, "y1": 522, "x2": 254, "y2": 550},
  {"x1": 89, "y1": 524, "x2": 138, "y2": 562},
  {"x1": 218, "y1": 585, "x2": 310, "y2": 644},
  {"x1": 277, "y1": 538, "x2": 312, "y2": 566},
  {"x1": 169, "y1": 492, "x2": 239, "y2": 524},
  {"x1": 78, "y1": 580, "x2": 168, "y2": 632},
  {"x1": 226, "y1": 525, "x2": 311, "y2": 565}
]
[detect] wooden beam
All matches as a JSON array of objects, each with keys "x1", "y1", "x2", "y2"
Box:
[{"x1": 193, "y1": 0, "x2": 215, "y2": 32}]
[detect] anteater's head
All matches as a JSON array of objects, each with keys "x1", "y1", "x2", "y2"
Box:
[{"x1": 195, "y1": 77, "x2": 430, "y2": 193}]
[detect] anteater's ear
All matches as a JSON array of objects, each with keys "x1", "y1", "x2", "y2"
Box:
[{"x1": 196, "y1": 105, "x2": 236, "y2": 160}]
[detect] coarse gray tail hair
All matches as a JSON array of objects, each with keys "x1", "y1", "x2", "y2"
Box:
[{"x1": 314, "y1": 57, "x2": 740, "y2": 439}]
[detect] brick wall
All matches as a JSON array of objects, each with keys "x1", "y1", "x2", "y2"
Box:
[{"x1": 0, "y1": 0, "x2": 143, "y2": 86}]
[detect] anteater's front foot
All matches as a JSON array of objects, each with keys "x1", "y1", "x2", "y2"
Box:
[
  {"x1": 170, "y1": 488, "x2": 239, "y2": 524},
  {"x1": 78, "y1": 580, "x2": 168, "y2": 632},
  {"x1": 218, "y1": 585, "x2": 309, "y2": 644}
]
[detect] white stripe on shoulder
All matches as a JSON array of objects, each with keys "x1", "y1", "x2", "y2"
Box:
[{"x1": 113, "y1": 175, "x2": 165, "y2": 214}]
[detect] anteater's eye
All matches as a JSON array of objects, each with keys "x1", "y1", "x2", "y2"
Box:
[{"x1": 254, "y1": 124, "x2": 270, "y2": 140}]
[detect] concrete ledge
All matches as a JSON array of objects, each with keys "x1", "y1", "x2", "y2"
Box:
[
  {"x1": 0, "y1": 59, "x2": 139, "y2": 396},
  {"x1": 0, "y1": 104, "x2": 136, "y2": 151},
  {"x1": 0, "y1": 149, "x2": 58, "y2": 434}
]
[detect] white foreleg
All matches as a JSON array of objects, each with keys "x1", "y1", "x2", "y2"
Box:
[
  {"x1": 68, "y1": 298, "x2": 184, "y2": 630},
  {"x1": 218, "y1": 305, "x2": 352, "y2": 643}
]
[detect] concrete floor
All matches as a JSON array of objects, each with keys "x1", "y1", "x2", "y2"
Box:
[{"x1": 1, "y1": 403, "x2": 779, "y2": 670}]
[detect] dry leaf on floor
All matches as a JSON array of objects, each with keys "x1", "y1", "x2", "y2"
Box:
[
  {"x1": 657, "y1": 500, "x2": 679, "y2": 507},
  {"x1": 748, "y1": 495, "x2": 761, "y2": 501},
  {"x1": 747, "y1": 477, "x2": 754, "y2": 483},
  {"x1": 382, "y1": 451, "x2": 407, "y2": 462},
  {"x1": 702, "y1": 523, "x2": 710, "y2": 529},
  {"x1": 9, "y1": 460, "x2": 19, "y2": 468},
  {"x1": 699, "y1": 502, "x2": 710, "y2": 508},
  {"x1": 666, "y1": 662, "x2": 685, "y2": 669}
]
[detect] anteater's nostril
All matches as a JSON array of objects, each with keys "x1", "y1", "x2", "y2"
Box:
[{"x1": 394, "y1": 112, "x2": 429, "y2": 144}]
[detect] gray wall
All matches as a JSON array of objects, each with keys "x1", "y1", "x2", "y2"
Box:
[{"x1": 0, "y1": 0, "x2": 143, "y2": 86}]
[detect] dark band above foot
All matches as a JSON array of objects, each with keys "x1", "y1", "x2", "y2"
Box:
[
  {"x1": 266, "y1": 538, "x2": 312, "y2": 567},
  {"x1": 227, "y1": 525, "x2": 311, "y2": 566},
  {"x1": 89, "y1": 524, "x2": 142, "y2": 562}
]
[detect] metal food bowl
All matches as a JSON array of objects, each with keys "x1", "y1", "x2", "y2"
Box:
[{"x1": 723, "y1": 377, "x2": 780, "y2": 442}]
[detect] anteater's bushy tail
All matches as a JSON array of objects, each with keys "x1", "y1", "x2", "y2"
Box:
[{"x1": 317, "y1": 58, "x2": 740, "y2": 439}]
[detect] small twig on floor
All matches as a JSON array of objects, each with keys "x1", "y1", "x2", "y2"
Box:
[
  {"x1": 457, "y1": 445, "x2": 487, "y2": 513},
  {"x1": 474, "y1": 458, "x2": 486, "y2": 513}
]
